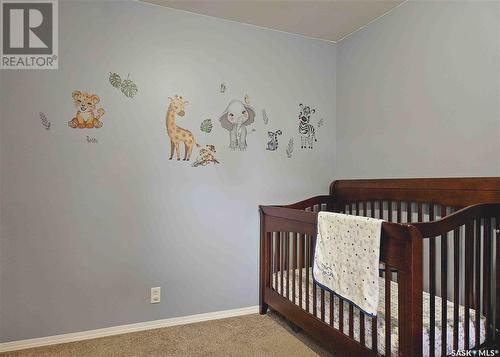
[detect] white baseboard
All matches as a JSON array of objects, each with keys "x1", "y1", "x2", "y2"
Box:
[{"x1": 0, "y1": 305, "x2": 259, "y2": 353}]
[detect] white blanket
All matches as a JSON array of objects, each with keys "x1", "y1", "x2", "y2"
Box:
[{"x1": 313, "y1": 211, "x2": 383, "y2": 316}]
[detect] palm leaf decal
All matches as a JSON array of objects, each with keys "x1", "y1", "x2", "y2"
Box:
[
  {"x1": 200, "y1": 119, "x2": 213, "y2": 133},
  {"x1": 109, "y1": 72, "x2": 122, "y2": 88},
  {"x1": 286, "y1": 138, "x2": 294, "y2": 158},
  {"x1": 120, "y1": 74, "x2": 138, "y2": 98}
]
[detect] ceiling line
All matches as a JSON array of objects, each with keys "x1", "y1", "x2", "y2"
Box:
[
  {"x1": 336, "y1": 0, "x2": 408, "y2": 43},
  {"x1": 136, "y1": 0, "x2": 337, "y2": 44}
]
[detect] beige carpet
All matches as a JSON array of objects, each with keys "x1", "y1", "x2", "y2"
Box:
[{"x1": 1, "y1": 312, "x2": 334, "y2": 357}]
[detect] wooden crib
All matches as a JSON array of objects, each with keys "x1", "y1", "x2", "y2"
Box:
[{"x1": 259, "y1": 178, "x2": 500, "y2": 356}]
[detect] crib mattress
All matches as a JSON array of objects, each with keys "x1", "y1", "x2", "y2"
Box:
[{"x1": 272, "y1": 269, "x2": 486, "y2": 357}]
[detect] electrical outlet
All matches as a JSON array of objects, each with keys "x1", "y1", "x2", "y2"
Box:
[{"x1": 151, "y1": 287, "x2": 161, "y2": 304}]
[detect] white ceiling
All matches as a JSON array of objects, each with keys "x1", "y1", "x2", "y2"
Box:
[{"x1": 140, "y1": 0, "x2": 404, "y2": 42}]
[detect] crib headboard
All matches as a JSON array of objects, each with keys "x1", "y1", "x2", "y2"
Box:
[{"x1": 330, "y1": 177, "x2": 500, "y2": 208}]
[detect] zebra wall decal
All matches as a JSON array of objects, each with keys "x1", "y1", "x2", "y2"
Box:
[{"x1": 298, "y1": 103, "x2": 317, "y2": 149}]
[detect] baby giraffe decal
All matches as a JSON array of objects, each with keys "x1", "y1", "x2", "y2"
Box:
[{"x1": 165, "y1": 95, "x2": 200, "y2": 161}]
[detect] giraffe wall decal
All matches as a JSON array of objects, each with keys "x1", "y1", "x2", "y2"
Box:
[{"x1": 165, "y1": 95, "x2": 201, "y2": 161}]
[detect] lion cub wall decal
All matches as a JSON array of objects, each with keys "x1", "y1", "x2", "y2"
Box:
[{"x1": 68, "y1": 90, "x2": 105, "y2": 129}]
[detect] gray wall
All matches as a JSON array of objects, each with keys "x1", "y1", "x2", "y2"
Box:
[
  {"x1": 337, "y1": 0, "x2": 500, "y2": 178},
  {"x1": 0, "y1": 1, "x2": 336, "y2": 342}
]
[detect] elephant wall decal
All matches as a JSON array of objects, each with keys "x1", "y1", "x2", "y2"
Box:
[{"x1": 219, "y1": 99, "x2": 255, "y2": 151}]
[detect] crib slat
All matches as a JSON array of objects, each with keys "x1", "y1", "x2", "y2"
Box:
[
  {"x1": 299, "y1": 234, "x2": 304, "y2": 309},
  {"x1": 397, "y1": 201, "x2": 401, "y2": 222},
  {"x1": 321, "y1": 289, "x2": 325, "y2": 322},
  {"x1": 371, "y1": 201, "x2": 375, "y2": 218},
  {"x1": 360, "y1": 311, "x2": 365, "y2": 346},
  {"x1": 379, "y1": 201, "x2": 384, "y2": 219},
  {"x1": 311, "y1": 235, "x2": 317, "y2": 318},
  {"x1": 441, "y1": 206, "x2": 448, "y2": 356},
  {"x1": 286, "y1": 233, "x2": 290, "y2": 299},
  {"x1": 280, "y1": 232, "x2": 284, "y2": 296},
  {"x1": 330, "y1": 292, "x2": 334, "y2": 327},
  {"x1": 496, "y1": 217, "x2": 500, "y2": 344},
  {"x1": 475, "y1": 220, "x2": 481, "y2": 347},
  {"x1": 292, "y1": 233, "x2": 297, "y2": 304},
  {"x1": 407, "y1": 201, "x2": 412, "y2": 222},
  {"x1": 363, "y1": 201, "x2": 366, "y2": 217},
  {"x1": 271, "y1": 234, "x2": 274, "y2": 290},
  {"x1": 465, "y1": 221, "x2": 474, "y2": 349},
  {"x1": 339, "y1": 299, "x2": 344, "y2": 333},
  {"x1": 453, "y1": 228, "x2": 460, "y2": 351},
  {"x1": 429, "y1": 205, "x2": 436, "y2": 357},
  {"x1": 388, "y1": 201, "x2": 393, "y2": 222},
  {"x1": 385, "y1": 266, "x2": 391, "y2": 357},
  {"x1": 484, "y1": 218, "x2": 491, "y2": 342},
  {"x1": 275, "y1": 233, "x2": 280, "y2": 291},
  {"x1": 305, "y1": 235, "x2": 310, "y2": 312},
  {"x1": 371, "y1": 315, "x2": 377, "y2": 352},
  {"x1": 349, "y1": 304, "x2": 353, "y2": 338}
]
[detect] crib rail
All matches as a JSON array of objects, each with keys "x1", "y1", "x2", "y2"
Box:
[{"x1": 260, "y1": 203, "x2": 423, "y2": 356}]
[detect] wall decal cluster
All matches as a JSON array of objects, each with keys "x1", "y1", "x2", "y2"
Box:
[
  {"x1": 108, "y1": 72, "x2": 138, "y2": 98},
  {"x1": 62, "y1": 72, "x2": 326, "y2": 163},
  {"x1": 40, "y1": 112, "x2": 50, "y2": 130},
  {"x1": 68, "y1": 90, "x2": 105, "y2": 129}
]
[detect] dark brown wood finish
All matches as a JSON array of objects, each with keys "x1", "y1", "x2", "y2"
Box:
[{"x1": 260, "y1": 178, "x2": 500, "y2": 357}]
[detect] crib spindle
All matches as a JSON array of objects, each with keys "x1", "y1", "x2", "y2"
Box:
[
  {"x1": 286, "y1": 233, "x2": 290, "y2": 300},
  {"x1": 339, "y1": 299, "x2": 344, "y2": 333},
  {"x1": 453, "y1": 228, "x2": 460, "y2": 351},
  {"x1": 279, "y1": 232, "x2": 285, "y2": 296},
  {"x1": 275, "y1": 233, "x2": 280, "y2": 291},
  {"x1": 495, "y1": 217, "x2": 500, "y2": 343},
  {"x1": 372, "y1": 315, "x2": 378, "y2": 352},
  {"x1": 305, "y1": 235, "x2": 310, "y2": 313},
  {"x1": 407, "y1": 201, "x2": 412, "y2": 222},
  {"x1": 360, "y1": 311, "x2": 365, "y2": 346},
  {"x1": 330, "y1": 292, "x2": 334, "y2": 327},
  {"x1": 484, "y1": 218, "x2": 492, "y2": 343},
  {"x1": 299, "y1": 234, "x2": 304, "y2": 309},
  {"x1": 349, "y1": 304, "x2": 354, "y2": 338},
  {"x1": 292, "y1": 233, "x2": 297, "y2": 304},
  {"x1": 311, "y1": 235, "x2": 317, "y2": 318},
  {"x1": 388, "y1": 201, "x2": 393, "y2": 222},
  {"x1": 475, "y1": 220, "x2": 481, "y2": 347},
  {"x1": 321, "y1": 289, "x2": 325, "y2": 322},
  {"x1": 429, "y1": 205, "x2": 436, "y2": 357},
  {"x1": 397, "y1": 201, "x2": 402, "y2": 222},
  {"x1": 440, "y1": 206, "x2": 448, "y2": 356},
  {"x1": 464, "y1": 221, "x2": 474, "y2": 349},
  {"x1": 385, "y1": 265, "x2": 391, "y2": 357}
]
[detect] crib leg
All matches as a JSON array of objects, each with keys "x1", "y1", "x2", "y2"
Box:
[{"x1": 259, "y1": 303, "x2": 268, "y2": 315}]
